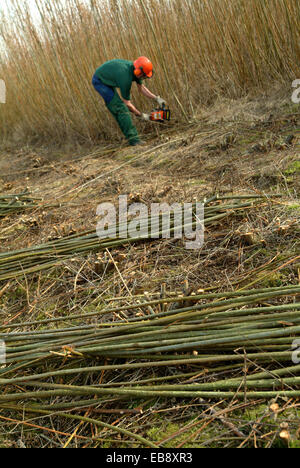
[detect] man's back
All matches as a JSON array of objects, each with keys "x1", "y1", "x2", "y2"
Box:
[{"x1": 95, "y1": 59, "x2": 141, "y2": 100}]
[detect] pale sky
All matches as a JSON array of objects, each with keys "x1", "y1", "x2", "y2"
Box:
[
  {"x1": 0, "y1": 0, "x2": 91, "y2": 17},
  {"x1": 0, "y1": 0, "x2": 92, "y2": 54},
  {"x1": 0, "y1": 0, "x2": 94, "y2": 24},
  {"x1": 0, "y1": 0, "x2": 41, "y2": 21},
  {"x1": 0, "y1": 0, "x2": 37, "y2": 13}
]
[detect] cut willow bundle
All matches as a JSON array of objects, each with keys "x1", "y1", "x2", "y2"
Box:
[
  {"x1": 0, "y1": 192, "x2": 38, "y2": 218},
  {"x1": 1, "y1": 284, "x2": 300, "y2": 403},
  {"x1": 0, "y1": 195, "x2": 276, "y2": 281}
]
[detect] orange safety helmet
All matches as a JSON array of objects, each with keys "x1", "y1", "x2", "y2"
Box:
[{"x1": 134, "y1": 56, "x2": 153, "y2": 78}]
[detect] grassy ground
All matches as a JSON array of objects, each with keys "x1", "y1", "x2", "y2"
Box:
[{"x1": 0, "y1": 93, "x2": 299, "y2": 448}]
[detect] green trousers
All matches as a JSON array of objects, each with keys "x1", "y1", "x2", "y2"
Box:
[{"x1": 107, "y1": 93, "x2": 140, "y2": 145}]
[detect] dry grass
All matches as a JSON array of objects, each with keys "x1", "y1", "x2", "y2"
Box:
[
  {"x1": 0, "y1": 0, "x2": 299, "y2": 144},
  {"x1": 0, "y1": 107, "x2": 299, "y2": 447}
]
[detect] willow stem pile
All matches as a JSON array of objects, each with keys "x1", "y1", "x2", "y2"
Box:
[
  {"x1": 0, "y1": 195, "x2": 276, "y2": 281},
  {"x1": 0, "y1": 192, "x2": 37, "y2": 218}
]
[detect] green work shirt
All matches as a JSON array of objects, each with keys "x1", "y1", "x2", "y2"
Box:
[{"x1": 95, "y1": 59, "x2": 142, "y2": 101}]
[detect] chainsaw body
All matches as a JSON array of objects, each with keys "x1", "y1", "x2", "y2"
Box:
[{"x1": 150, "y1": 104, "x2": 171, "y2": 123}]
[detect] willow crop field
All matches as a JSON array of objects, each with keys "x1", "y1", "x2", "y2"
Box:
[
  {"x1": 0, "y1": 0, "x2": 299, "y2": 143},
  {"x1": 0, "y1": 0, "x2": 299, "y2": 451}
]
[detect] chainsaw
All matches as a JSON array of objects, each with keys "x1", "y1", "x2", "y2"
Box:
[{"x1": 150, "y1": 103, "x2": 171, "y2": 123}]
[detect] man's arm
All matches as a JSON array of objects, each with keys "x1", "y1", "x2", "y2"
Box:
[
  {"x1": 138, "y1": 84, "x2": 167, "y2": 107},
  {"x1": 137, "y1": 83, "x2": 157, "y2": 100},
  {"x1": 121, "y1": 98, "x2": 142, "y2": 117},
  {"x1": 121, "y1": 82, "x2": 156, "y2": 115},
  {"x1": 120, "y1": 84, "x2": 165, "y2": 119}
]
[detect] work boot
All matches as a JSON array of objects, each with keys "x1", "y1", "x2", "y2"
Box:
[{"x1": 130, "y1": 140, "x2": 146, "y2": 147}]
